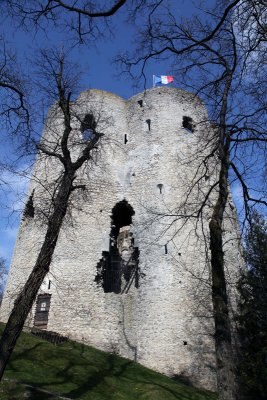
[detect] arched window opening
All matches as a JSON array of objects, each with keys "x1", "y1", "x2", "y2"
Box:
[
  {"x1": 81, "y1": 113, "x2": 96, "y2": 141},
  {"x1": 95, "y1": 200, "x2": 140, "y2": 294},
  {"x1": 182, "y1": 116, "x2": 194, "y2": 133}
]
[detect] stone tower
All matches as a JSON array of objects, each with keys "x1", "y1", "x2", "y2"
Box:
[{"x1": 0, "y1": 87, "x2": 242, "y2": 390}]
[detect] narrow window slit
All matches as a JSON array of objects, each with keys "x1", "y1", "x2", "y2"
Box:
[
  {"x1": 146, "y1": 119, "x2": 151, "y2": 131},
  {"x1": 124, "y1": 134, "x2": 128, "y2": 144},
  {"x1": 165, "y1": 244, "x2": 168, "y2": 254},
  {"x1": 157, "y1": 184, "x2": 163, "y2": 194}
]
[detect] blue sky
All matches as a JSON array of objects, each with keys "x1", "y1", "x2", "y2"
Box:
[{"x1": 0, "y1": 0, "x2": 246, "y2": 269}]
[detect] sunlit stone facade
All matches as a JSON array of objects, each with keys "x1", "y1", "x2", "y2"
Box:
[{"x1": 1, "y1": 87, "x2": 242, "y2": 390}]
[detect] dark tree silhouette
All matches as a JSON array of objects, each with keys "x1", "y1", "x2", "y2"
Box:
[
  {"x1": 0, "y1": 49, "x2": 105, "y2": 380},
  {"x1": 237, "y1": 211, "x2": 267, "y2": 400},
  {"x1": 3, "y1": 0, "x2": 152, "y2": 42}
]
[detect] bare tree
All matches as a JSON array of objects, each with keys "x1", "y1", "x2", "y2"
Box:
[
  {"x1": 0, "y1": 0, "x2": 156, "y2": 382},
  {"x1": 2, "y1": 0, "x2": 152, "y2": 42},
  {"x1": 0, "y1": 34, "x2": 33, "y2": 212},
  {"x1": 0, "y1": 35, "x2": 31, "y2": 159},
  {"x1": 0, "y1": 36, "x2": 29, "y2": 126},
  {"x1": 117, "y1": 1, "x2": 267, "y2": 399},
  {"x1": 0, "y1": 49, "x2": 108, "y2": 380},
  {"x1": 0, "y1": 0, "x2": 265, "y2": 394}
]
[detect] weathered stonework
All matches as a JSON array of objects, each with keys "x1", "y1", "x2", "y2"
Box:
[{"x1": 0, "y1": 87, "x2": 243, "y2": 391}]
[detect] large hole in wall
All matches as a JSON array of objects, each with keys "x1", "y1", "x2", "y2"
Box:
[{"x1": 95, "y1": 200, "x2": 140, "y2": 294}]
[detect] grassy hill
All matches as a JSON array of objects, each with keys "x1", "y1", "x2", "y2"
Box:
[{"x1": 0, "y1": 323, "x2": 217, "y2": 400}]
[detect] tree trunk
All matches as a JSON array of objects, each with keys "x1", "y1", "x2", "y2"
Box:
[
  {"x1": 0, "y1": 170, "x2": 75, "y2": 380},
  {"x1": 209, "y1": 163, "x2": 236, "y2": 400}
]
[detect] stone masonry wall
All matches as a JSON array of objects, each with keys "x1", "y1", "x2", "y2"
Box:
[{"x1": 0, "y1": 87, "x2": 243, "y2": 391}]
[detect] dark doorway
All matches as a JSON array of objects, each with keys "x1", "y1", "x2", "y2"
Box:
[{"x1": 33, "y1": 294, "x2": 51, "y2": 329}]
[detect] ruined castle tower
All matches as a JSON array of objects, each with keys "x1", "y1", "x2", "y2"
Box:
[{"x1": 0, "y1": 87, "x2": 242, "y2": 390}]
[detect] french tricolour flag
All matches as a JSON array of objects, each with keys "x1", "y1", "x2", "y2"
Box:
[{"x1": 153, "y1": 75, "x2": 174, "y2": 86}]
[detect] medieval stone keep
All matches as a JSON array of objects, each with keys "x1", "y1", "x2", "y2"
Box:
[{"x1": 0, "y1": 87, "x2": 242, "y2": 390}]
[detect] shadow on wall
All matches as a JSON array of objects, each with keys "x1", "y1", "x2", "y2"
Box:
[{"x1": 119, "y1": 297, "x2": 138, "y2": 362}]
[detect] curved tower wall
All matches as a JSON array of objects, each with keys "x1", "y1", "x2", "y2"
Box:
[{"x1": 1, "y1": 87, "x2": 242, "y2": 390}]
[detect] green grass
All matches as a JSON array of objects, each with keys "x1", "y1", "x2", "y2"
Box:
[{"x1": 0, "y1": 323, "x2": 217, "y2": 400}]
